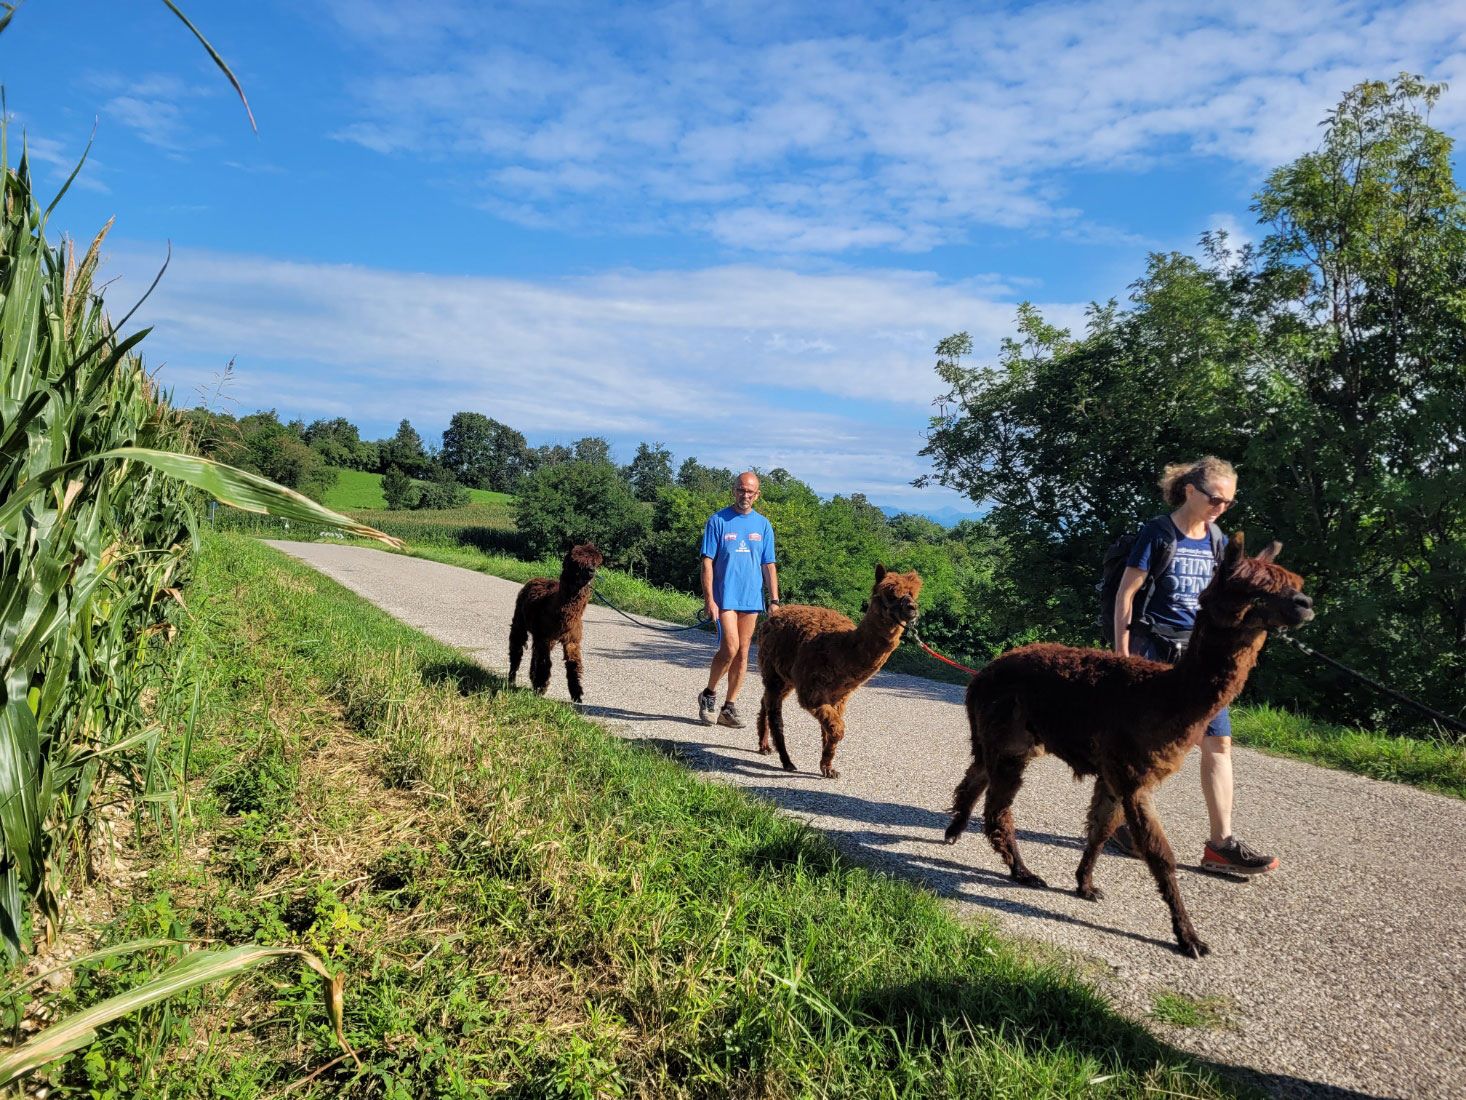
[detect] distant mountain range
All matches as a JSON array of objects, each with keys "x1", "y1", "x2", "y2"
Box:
[{"x1": 878, "y1": 504, "x2": 982, "y2": 528}]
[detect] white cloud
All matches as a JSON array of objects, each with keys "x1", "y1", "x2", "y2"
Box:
[
  {"x1": 101, "y1": 243, "x2": 1071, "y2": 508},
  {"x1": 326, "y1": 0, "x2": 1466, "y2": 253}
]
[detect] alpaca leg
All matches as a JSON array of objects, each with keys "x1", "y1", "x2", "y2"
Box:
[
  {"x1": 758, "y1": 676, "x2": 794, "y2": 766},
  {"x1": 529, "y1": 638, "x2": 553, "y2": 696},
  {"x1": 508, "y1": 608, "x2": 528, "y2": 683},
  {"x1": 1122, "y1": 794, "x2": 1209, "y2": 959},
  {"x1": 813, "y1": 704, "x2": 847, "y2": 779},
  {"x1": 983, "y1": 753, "x2": 1045, "y2": 887},
  {"x1": 944, "y1": 756, "x2": 989, "y2": 845},
  {"x1": 562, "y1": 640, "x2": 585, "y2": 703},
  {"x1": 1075, "y1": 782, "x2": 1123, "y2": 901}
]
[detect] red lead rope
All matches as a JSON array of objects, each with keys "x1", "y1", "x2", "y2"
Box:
[{"x1": 907, "y1": 626, "x2": 982, "y2": 677}]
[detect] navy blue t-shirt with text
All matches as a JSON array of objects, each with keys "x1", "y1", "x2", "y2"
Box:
[{"x1": 1126, "y1": 519, "x2": 1225, "y2": 633}]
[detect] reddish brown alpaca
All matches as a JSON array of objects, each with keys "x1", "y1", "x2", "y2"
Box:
[
  {"x1": 755, "y1": 565, "x2": 922, "y2": 778},
  {"x1": 508, "y1": 543, "x2": 604, "y2": 703},
  {"x1": 943, "y1": 534, "x2": 1313, "y2": 958}
]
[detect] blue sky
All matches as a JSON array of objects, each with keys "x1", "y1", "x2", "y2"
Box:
[{"x1": 5, "y1": 0, "x2": 1465, "y2": 510}]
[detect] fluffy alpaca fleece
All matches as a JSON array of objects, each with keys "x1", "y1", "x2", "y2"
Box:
[
  {"x1": 754, "y1": 564, "x2": 922, "y2": 778},
  {"x1": 943, "y1": 533, "x2": 1313, "y2": 958},
  {"x1": 508, "y1": 543, "x2": 604, "y2": 703}
]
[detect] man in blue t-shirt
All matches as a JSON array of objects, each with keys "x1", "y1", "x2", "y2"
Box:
[{"x1": 697, "y1": 471, "x2": 779, "y2": 728}]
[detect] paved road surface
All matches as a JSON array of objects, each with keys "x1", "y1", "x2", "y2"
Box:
[{"x1": 269, "y1": 541, "x2": 1466, "y2": 1099}]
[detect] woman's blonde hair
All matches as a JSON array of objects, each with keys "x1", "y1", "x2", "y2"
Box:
[{"x1": 1159, "y1": 456, "x2": 1236, "y2": 507}]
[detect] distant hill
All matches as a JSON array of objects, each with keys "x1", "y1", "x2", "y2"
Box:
[{"x1": 878, "y1": 504, "x2": 982, "y2": 528}]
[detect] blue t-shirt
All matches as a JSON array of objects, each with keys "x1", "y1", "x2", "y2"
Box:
[
  {"x1": 1127, "y1": 519, "x2": 1225, "y2": 633},
  {"x1": 699, "y1": 506, "x2": 776, "y2": 611}
]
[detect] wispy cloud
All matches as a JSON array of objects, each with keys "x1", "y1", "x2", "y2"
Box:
[
  {"x1": 102, "y1": 243, "x2": 1073, "y2": 507},
  {"x1": 326, "y1": 0, "x2": 1466, "y2": 254},
  {"x1": 85, "y1": 73, "x2": 217, "y2": 154}
]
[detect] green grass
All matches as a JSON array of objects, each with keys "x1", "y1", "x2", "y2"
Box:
[
  {"x1": 29, "y1": 532, "x2": 1248, "y2": 1098},
  {"x1": 322, "y1": 467, "x2": 515, "y2": 512},
  {"x1": 1230, "y1": 703, "x2": 1466, "y2": 799},
  {"x1": 1149, "y1": 992, "x2": 1235, "y2": 1030}
]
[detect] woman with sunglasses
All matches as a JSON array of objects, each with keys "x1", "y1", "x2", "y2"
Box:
[{"x1": 1109, "y1": 455, "x2": 1279, "y2": 876}]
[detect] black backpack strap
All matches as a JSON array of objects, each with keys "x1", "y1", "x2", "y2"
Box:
[{"x1": 1206, "y1": 521, "x2": 1226, "y2": 563}]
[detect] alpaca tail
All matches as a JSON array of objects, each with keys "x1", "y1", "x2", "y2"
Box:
[{"x1": 508, "y1": 597, "x2": 529, "y2": 682}]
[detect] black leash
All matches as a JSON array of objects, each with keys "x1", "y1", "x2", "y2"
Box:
[
  {"x1": 591, "y1": 588, "x2": 714, "y2": 634},
  {"x1": 1275, "y1": 631, "x2": 1466, "y2": 736}
]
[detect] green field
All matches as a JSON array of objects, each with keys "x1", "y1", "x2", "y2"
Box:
[
  {"x1": 323, "y1": 467, "x2": 514, "y2": 511},
  {"x1": 29, "y1": 532, "x2": 1239, "y2": 1098}
]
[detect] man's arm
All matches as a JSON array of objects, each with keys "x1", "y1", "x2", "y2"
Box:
[
  {"x1": 701, "y1": 555, "x2": 718, "y2": 620},
  {"x1": 763, "y1": 561, "x2": 779, "y2": 605},
  {"x1": 1113, "y1": 566, "x2": 1147, "y2": 656}
]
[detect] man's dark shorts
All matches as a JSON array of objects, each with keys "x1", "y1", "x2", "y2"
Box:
[{"x1": 1131, "y1": 632, "x2": 1232, "y2": 738}]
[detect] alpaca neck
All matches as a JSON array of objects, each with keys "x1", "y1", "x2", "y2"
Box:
[
  {"x1": 851, "y1": 607, "x2": 906, "y2": 669},
  {"x1": 1170, "y1": 615, "x2": 1267, "y2": 722},
  {"x1": 556, "y1": 572, "x2": 593, "y2": 615}
]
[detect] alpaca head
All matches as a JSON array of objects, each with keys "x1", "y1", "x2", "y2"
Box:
[
  {"x1": 870, "y1": 564, "x2": 923, "y2": 626},
  {"x1": 1198, "y1": 532, "x2": 1313, "y2": 630},
  {"x1": 562, "y1": 542, "x2": 604, "y2": 587}
]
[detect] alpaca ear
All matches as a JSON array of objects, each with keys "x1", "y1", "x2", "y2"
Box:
[
  {"x1": 1221, "y1": 531, "x2": 1244, "y2": 574},
  {"x1": 1256, "y1": 540, "x2": 1282, "y2": 564},
  {"x1": 874, "y1": 563, "x2": 887, "y2": 583}
]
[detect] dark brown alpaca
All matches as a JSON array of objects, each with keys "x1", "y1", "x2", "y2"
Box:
[
  {"x1": 508, "y1": 543, "x2": 604, "y2": 703},
  {"x1": 755, "y1": 565, "x2": 922, "y2": 778},
  {"x1": 943, "y1": 533, "x2": 1313, "y2": 958}
]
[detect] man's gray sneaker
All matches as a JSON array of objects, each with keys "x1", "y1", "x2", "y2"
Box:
[
  {"x1": 698, "y1": 689, "x2": 718, "y2": 726},
  {"x1": 717, "y1": 701, "x2": 746, "y2": 729}
]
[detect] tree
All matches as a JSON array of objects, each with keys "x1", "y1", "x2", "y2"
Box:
[
  {"x1": 677, "y1": 456, "x2": 735, "y2": 495},
  {"x1": 303, "y1": 417, "x2": 375, "y2": 469},
  {"x1": 571, "y1": 436, "x2": 614, "y2": 466},
  {"x1": 529, "y1": 443, "x2": 574, "y2": 472},
  {"x1": 441, "y1": 411, "x2": 532, "y2": 491},
  {"x1": 382, "y1": 464, "x2": 415, "y2": 510},
  {"x1": 379, "y1": 419, "x2": 431, "y2": 477},
  {"x1": 514, "y1": 461, "x2": 649, "y2": 562},
  {"x1": 624, "y1": 441, "x2": 674, "y2": 501},
  {"x1": 224, "y1": 409, "x2": 337, "y2": 502}
]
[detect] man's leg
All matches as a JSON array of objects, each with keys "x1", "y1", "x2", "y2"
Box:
[
  {"x1": 706, "y1": 611, "x2": 740, "y2": 693},
  {"x1": 723, "y1": 611, "x2": 760, "y2": 703}
]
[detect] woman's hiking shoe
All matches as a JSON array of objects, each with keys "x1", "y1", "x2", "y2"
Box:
[
  {"x1": 1106, "y1": 824, "x2": 1139, "y2": 858},
  {"x1": 1201, "y1": 836, "x2": 1279, "y2": 876},
  {"x1": 698, "y1": 689, "x2": 718, "y2": 726},
  {"x1": 717, "y1": 702, "x2": 746, "y2": 729}
]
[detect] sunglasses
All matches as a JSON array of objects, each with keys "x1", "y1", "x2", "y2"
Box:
[{"x1": 1194, "y1": 483, "x2": 1236, "y2": 509}]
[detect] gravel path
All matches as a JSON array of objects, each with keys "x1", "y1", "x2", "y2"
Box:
[{"x1": 269, "y1": 541, "x2": 1465, "y2": 1099}]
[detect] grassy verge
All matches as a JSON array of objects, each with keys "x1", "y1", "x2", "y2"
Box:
[
  {"x1": 28, "y1": 533, "x2": 1244, "y2": 1098},
  {"x1": 1230, "y1": 703, "x2": 1466, "y2": 799}
]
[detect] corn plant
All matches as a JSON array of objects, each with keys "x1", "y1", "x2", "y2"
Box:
[{"x1": 0, "y1": 138, "x2": 400, "y2": 965}]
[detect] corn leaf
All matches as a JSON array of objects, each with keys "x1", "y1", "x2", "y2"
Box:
[{"x1": 0, "y1": 944, "x2": 351, "y2": 1087}]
